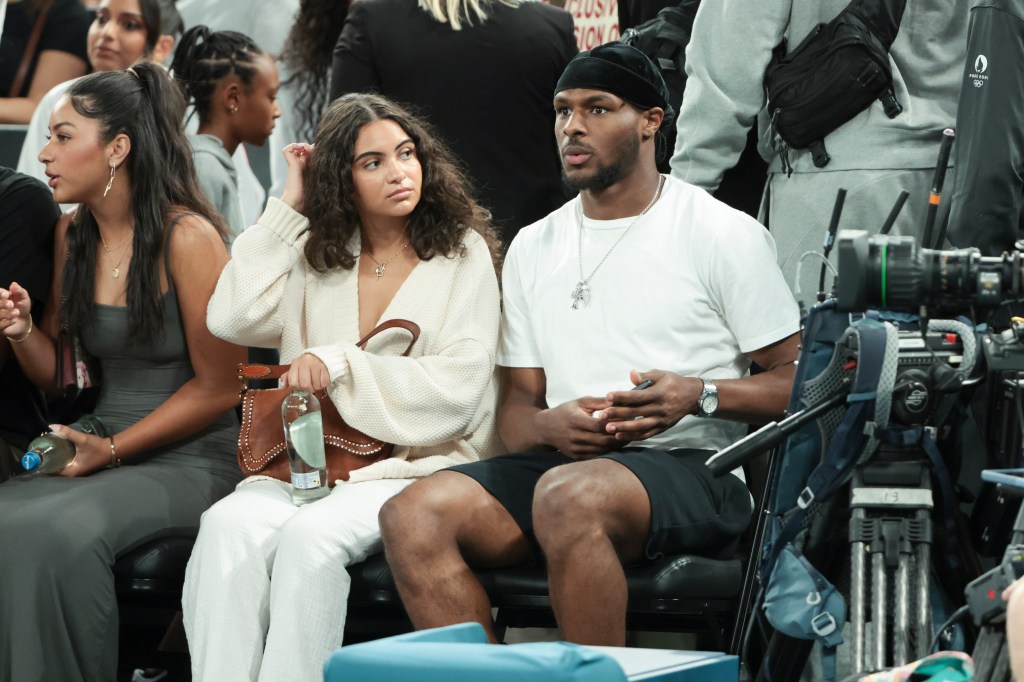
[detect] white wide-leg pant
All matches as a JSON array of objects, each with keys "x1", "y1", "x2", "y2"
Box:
[{"x1": 182, "y1": 477, "x2": 413, "y2": 682}]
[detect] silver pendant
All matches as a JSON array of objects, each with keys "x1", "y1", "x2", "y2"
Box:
[{"x1": 570, "y1": 281, "x2": 590, "y2": 309}]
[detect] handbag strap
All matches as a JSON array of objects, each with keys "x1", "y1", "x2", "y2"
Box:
[
  {"x1": 238, "y1": 318, "x2": 421, "y2": 385},
  {"x1": 9, "y1": 5, "x2": 51, "y2": 98}
]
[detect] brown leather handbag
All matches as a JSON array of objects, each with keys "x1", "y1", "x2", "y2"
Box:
[{"x1": 236, "y1": 319, "x2": 420, "y2": 485}]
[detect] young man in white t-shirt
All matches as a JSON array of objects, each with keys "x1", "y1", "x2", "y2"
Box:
[{"x1": 379, "y1": 43, "x2": 802, "y2": 646}]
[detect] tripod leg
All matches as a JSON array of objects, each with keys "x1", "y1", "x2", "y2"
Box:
[
  {"x1": 914, "y1": 516, "x2": 931, "y2": 660},
  {"x1": 894, "y1": 550, "x2": 911, "y2": 665},
  {"x1": 851, "y1": 532, "x2": 867, "y2": 672},
  {"x1": 872, "y1": 550, "x2": 888, "y2": 670}
]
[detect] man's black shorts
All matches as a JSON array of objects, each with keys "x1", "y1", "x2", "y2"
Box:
[{"x1": 447, "y1": 448, "x2": 753, "y2": 561}]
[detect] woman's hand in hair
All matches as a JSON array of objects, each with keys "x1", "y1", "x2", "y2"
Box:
[
  {"x1": 283, "y1": 353, "x2": 331, "y2": 394},
  {"x1": 280, "y1": 142, "x2": 315, "y2": 212},
  {"x1": 0, "y1": 282, "x2": 33, "y2": 339}
]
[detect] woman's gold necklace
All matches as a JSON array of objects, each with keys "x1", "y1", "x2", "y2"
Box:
[
  {"x1": 363, "y1": 242, "x2": 410, "y2": 279},
  {"x1": 99, "y1": 231, "x2": 133, "y2": 278}
]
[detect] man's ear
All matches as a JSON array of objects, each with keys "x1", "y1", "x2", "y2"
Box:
[
  {"x1": 107, "y1": 132, "x2": 131, "y2": 169},
  {"x1": 640, "y1": 107, "x2": 665, "y2": 141},
  {"x1": 152, "y1": 34, "x2": 176, "y2": 65}
]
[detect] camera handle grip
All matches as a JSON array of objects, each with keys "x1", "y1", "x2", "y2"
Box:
[{"x1": 706, "y1": 388, "x2": 849, "y2": 477}]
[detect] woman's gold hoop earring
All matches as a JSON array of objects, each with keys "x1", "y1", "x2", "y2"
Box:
[{"x1": 103, "y1": 164, "x2": 116, "y2": 198}]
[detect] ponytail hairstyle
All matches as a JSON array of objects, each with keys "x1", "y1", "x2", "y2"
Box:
[
  {"x1": 171, "y1": 25, "x2": 265, "y2": 122},
  {"x1": 62, "y1": 62, "x2": 226, "y2": 344},
  {"x1": 280, "y1": 0, "x2": 351, "y2": 140}
]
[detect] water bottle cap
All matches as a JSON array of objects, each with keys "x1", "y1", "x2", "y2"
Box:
[{"x1": 21, "y1": 452, "x2": 42, "y2": 471}]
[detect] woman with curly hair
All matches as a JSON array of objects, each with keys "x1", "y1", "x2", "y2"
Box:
[
  {"x1": 330, "y1": 0, "x2": 576, "y2": 245},
  {"x1": 182, "y1": 92, "x2": 503, "y2": 682},
  {"x1": 279, "y1": 0, "x2": 351, "y2": 142}
]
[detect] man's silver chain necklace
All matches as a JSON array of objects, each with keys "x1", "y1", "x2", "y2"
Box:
[{"x1": 571, "y1": 174, "x2": 665, "y2": 310}]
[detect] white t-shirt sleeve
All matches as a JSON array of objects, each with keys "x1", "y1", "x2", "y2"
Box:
[
  {"x1": 496, "y1": 233, "x2": 543, "y2": 368},
  {"x1": 703, "y1": 212, "x2": 800, "y2": 354}
]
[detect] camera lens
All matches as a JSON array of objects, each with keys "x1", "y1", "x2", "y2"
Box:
[
  {"x1": 837, "y1": 230, "x2": 1022, "y2": 312},
  {"x1": 875, "y1": 238, "x2": 923, "y2": 310}
]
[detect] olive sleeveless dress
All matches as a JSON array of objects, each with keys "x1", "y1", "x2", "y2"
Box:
[{"x1": 0, "y1": 219, "x2": 240, "y2": 682}]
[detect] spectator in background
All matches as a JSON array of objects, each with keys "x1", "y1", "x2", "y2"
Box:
[
  {"x1": 671, "y1": 0, "x2": 970, "y2": 302},
  {"x1": 16, "y1": 0, "x2": 178, "y2": 193},
  {"x1": 947, "y1": 0, "x2": 1024, "y2": 256},
  {"x1": 0, "y1": 167, "x2": 60, "y2": 482},
  {"x1": 0, "y1": 0, "x2": 91, "y2": 123},
  {"x1": 175, "y1": 0, "x2": 300, "y2": 199},
  {"x1": 280, "y1": 0, "x2": 351, "y2": 144},
  {"x1": 331, "y1": 0, "x2": 577, "y2": 247},
  {"x1": 0, "y1": 63, "x2": 243, "y2": 682},
  {"x1": 172, "y1": 26, "x2": 281, "y2": 238}
]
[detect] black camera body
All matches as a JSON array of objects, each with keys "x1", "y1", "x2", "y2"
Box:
[{"x1": 834, "y1": 230, "x2": 1024, "y2": 561}]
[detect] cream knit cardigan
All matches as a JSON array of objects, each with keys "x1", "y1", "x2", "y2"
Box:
[{"x1": 207, "y1": 198, "x2": 504, "y2": 483}]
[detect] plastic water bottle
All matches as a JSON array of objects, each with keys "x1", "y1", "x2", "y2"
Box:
[
  {"x1": 21, "y1": 418, "x2": 107, "y2": 474},
  {"x1": 21, "y1": 433, "x2": 77, "y2": 473},
  {"x1": 281, "y1": 390, "x2": 330, "y2": 505}
]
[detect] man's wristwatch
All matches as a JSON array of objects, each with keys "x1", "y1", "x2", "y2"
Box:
[{"x1": 696, "y1": 378, "x2": 719, "y2": 418}]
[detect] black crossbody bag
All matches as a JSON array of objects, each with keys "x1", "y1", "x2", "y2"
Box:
[{"x1": 765, "y1": 0, "x2": 907, "y2": 171}]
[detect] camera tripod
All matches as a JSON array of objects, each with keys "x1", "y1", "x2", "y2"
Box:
[
  {"x1": 714, "y1": 319, "x2": 977, "y2": 681},
  {"x1": 849, "y1": 444, "x2": 936, "y2": 671}
]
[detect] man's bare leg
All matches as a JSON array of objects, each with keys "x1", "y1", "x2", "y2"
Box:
[
  {"x1": 379, "y1": 471, "x2": 534, "y2": 642},
  {"x1": 532, "y1": 459, "x2": 651, "y2": 646}
]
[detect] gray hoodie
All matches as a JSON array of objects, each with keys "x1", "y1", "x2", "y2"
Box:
[
  {"x1": 190, "y1": 133, "x2": 245, "y2": 238},
  {"x1": 671, "y1": 0, "x2": 971, "y2": 189}
]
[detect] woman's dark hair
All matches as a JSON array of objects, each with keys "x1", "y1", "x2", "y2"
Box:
[
  {"x1": 62, "y1": 62, "x2": 226, "y2": 344},
  {"x1": 135, "y1": 0, "x2": 162, "y2": 53},
  {"x1": 303, "y1": 93, "x2": 502, "y2": 273},
  {"x1": 171, "y1": 25, "x2": 264, "y2": 121},
  {"x1": 153, "y1": 0, "x2": 183, "y2": 38},
  {"x1": 280, "y1": 0, "x2": 351, "y2": 141}
]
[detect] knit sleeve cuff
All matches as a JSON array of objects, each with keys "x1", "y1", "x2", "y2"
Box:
[
  {"x1": 260, "y1": 197, "x2": 309, "y2": 246},
  {"x1": 305, "y1": 344, "x2": 352, "y2": 383}
]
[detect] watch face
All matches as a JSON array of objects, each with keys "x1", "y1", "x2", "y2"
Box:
[{"x1": 702, "y1": 393, "x2": 719, "y2": 415}]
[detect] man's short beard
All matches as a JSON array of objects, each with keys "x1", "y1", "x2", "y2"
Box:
[{"x1": 562, "y1": 133, "x2": 641, "y2": 192}]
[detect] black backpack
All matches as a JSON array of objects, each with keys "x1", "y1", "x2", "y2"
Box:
[
  {"x1": 765, "y1": 0, "x2": 907, "y2": 171},
  {"x1": 620, "y1": 0, "x2": 701, "y2": 172}
]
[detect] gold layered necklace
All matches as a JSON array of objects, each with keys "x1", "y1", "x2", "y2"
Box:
[{"x1": 99, "y1": 230, "x2": 133, "y2": 279}]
